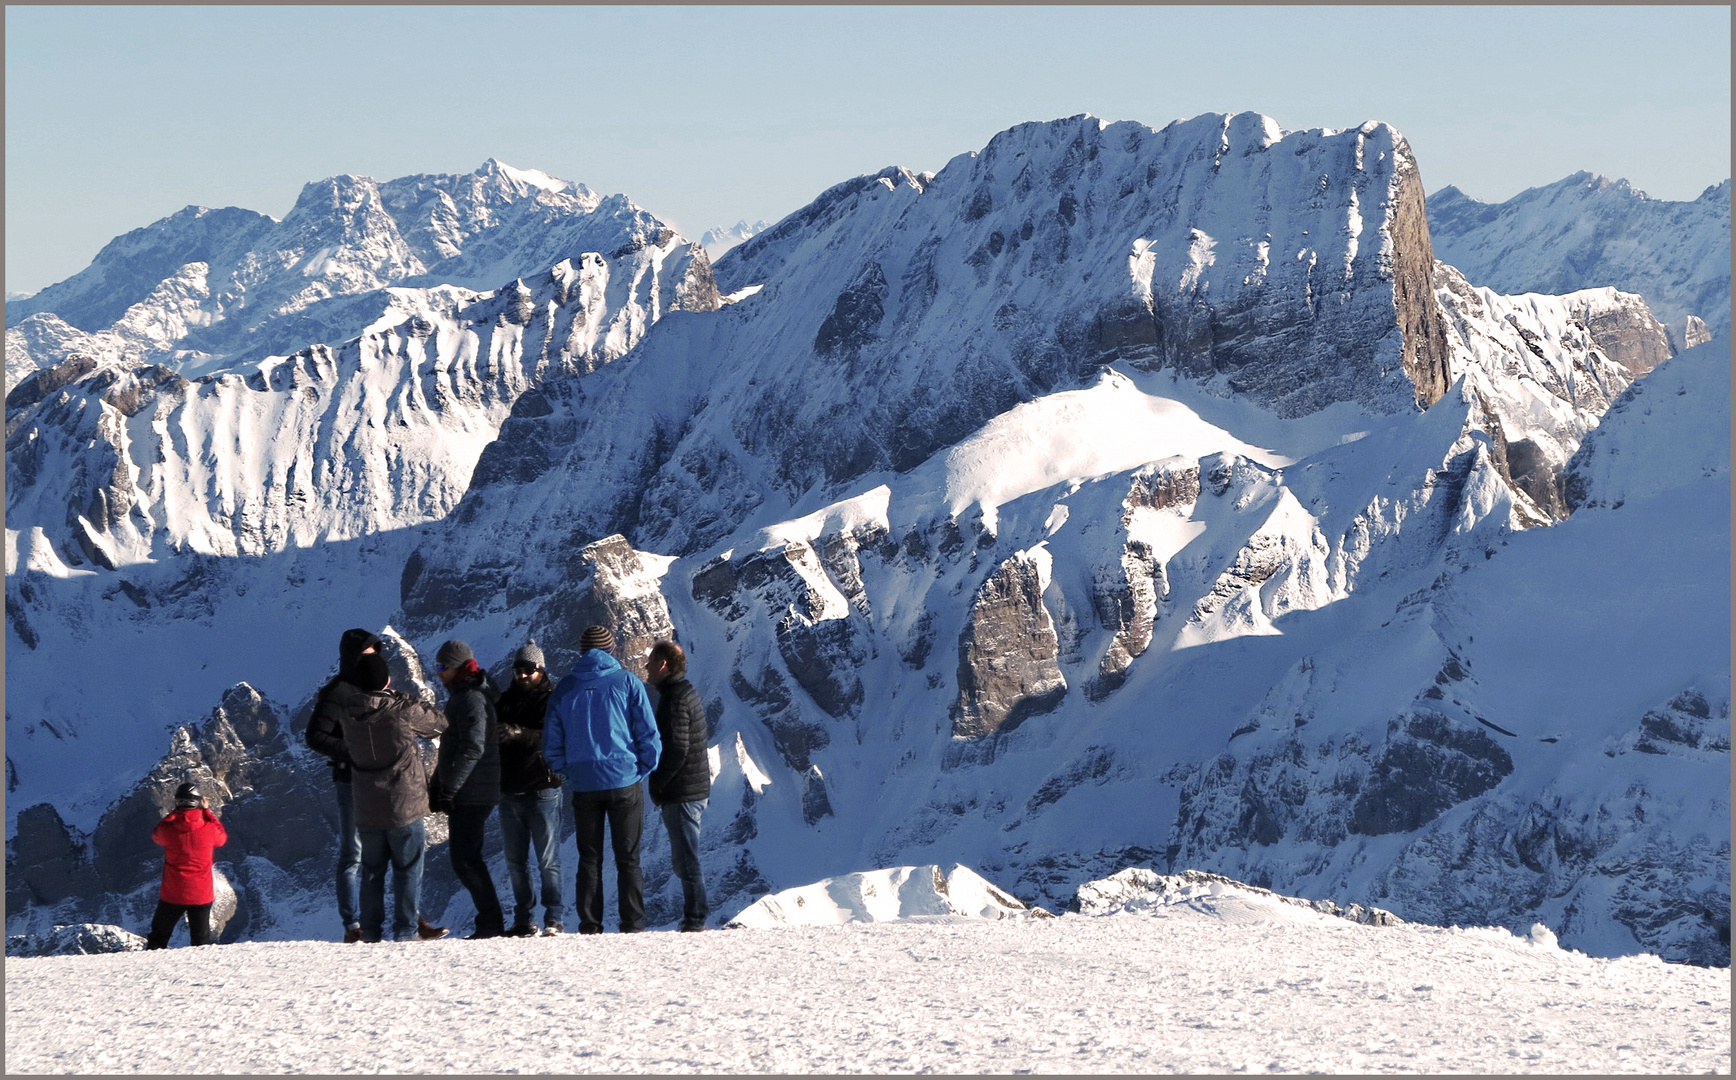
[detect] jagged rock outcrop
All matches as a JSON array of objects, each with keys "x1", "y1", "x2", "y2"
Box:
[
  {"x1": 952, "y1": 548, "x2": 1067, "y2": 739},
  {"x1": 1073, "y1": 866, "x2": 1403, "y2": 926},
  {"x1": 524, "y1": 534, "x2": 677, "y2": 681},
  {"x1": 6, "y1": 923, "x2": 149, "y2": 956},
  {"x1": 6, "y1": 803, "x2": 103, "y2": 914}
]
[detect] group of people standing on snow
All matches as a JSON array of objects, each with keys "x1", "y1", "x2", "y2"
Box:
[
  {"x1": 146, "y1": 621, "x2": 711, "y2": 947},
  {"x1": 303, "y1": 624, "x2": 713, "y2": 943}
]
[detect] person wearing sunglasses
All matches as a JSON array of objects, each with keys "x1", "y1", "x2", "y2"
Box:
[{"x1": 495, "y1": 642, "x2": 565, "y2": 936}]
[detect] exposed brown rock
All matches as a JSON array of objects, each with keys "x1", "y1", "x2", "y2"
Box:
[
  {"x1": 952, "y1": 551, "x2": 1067, "y2": 739},
  {"x1": 1388, "y1": 138, "x2": 1455, "y2": 410}
]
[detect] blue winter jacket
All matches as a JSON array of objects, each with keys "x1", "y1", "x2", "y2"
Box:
[{"x1": 543, "y1": 650, "x2": 662, "y2": 792}]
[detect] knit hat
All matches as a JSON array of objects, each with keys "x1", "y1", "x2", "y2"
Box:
[
  {"x1": 356, "y1": 652, "x2": 391, "y2": 692},
  {"x1": 513, "y1": 642, "x2": 546, "y2": 670},
  {"x1": 579, "y1": 626, "x2": 615, "y2": 653},
  {"x1": 435, "y1": 640, "x2": 473, "y2": 668},
  {"x1": 173, "y1": 782, "x2": 202, "y2": 809}
]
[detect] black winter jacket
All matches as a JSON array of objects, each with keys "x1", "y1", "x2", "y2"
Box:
[
  {"x1": 343, "y1": 689, "x2": 448, "y2": 830},
  {"x1": 304, "y1": 630, "x2": 383, "y2": 784},
  {"x1": 496, "y1": 676, "x2": 561, "y2": 795},
  {"x1": 436, "y1": 673, "x2": 501, "y2": 806},
  {"x1": 649, "y1": 677, "x2": 710, "y2": 806}
]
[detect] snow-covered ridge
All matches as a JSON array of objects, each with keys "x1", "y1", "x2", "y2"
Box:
[
  {"x1": 6, "y1": 235, "x2": 716, "y2": 569},
  {"x1": 2, "y1": 160, "x2": 669, "y2": 391},
  {"x1": 1429, "y1": 171, "x2": 1730, "y2": 349}
]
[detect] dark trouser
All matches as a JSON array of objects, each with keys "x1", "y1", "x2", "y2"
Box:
[
  {"x1": 500, "y1": 788, "x2": 565, "y2": 929},
  {"x1": 660, "y1": 799, "x2": 709, "y2": 928},
  {"x1": 146, "y1": 900, "x2": 213, "y2": 948},
  {"x1": 334, "y1": 781, "x2": 362, "y2": 930},
  {"x1": 572, "y1": 783, "x2": 645, "y2": 933},
  {"x1": 448, "y1": 802, "x2": 505, "y2": 935},
  {"x1": 359, "y1": 818, "x2": 426, "y2": 942}
]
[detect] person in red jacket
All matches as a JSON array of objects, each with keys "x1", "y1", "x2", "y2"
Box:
[{"x1": 145, "y1": 782, "x2": 229, "y2": 949}]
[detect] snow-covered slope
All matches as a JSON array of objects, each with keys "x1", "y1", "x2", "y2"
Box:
[
  {"x1": 5, "y1": 868, "x2": 1728, "y2": 1074},
  {"x1": 1429, "y1": 173, "x2": 1731, "y2": 350},
  {"x1": 6, "y1": 115, "x2": 1722, "y2": 969}
]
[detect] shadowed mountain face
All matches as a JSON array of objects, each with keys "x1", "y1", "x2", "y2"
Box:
[{"x1": 6, "y1": 115, "x2": 1726, "y2": 965}]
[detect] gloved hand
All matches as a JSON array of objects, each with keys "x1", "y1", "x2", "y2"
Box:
[{"x1": 427, "y1": 778, "x2": 454, "y2": 815}]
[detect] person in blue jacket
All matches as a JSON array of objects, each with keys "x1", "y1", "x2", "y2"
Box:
[{"x1": 543, "y1": 624, "x2": 661, "y2": 934}]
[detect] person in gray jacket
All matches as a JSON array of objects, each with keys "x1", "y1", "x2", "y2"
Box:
[
  {"x1": 431, "y1": 639, "x2": 506, "y2": 940},
  {"x1": 342, "y1": 652, "x2": 450, "y2": 943}
]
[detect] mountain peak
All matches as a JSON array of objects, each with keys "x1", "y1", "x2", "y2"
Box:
[{"x1": 474, "y1": 158, "x2": 580, "y2": 196}]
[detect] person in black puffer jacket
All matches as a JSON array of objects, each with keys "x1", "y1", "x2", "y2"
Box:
[
  {"x1": 304, "y1": 628, "x2": 381, "y2": 942},
  {"x1": 646, "y1": 640, "x2": 711, "y2": 931},
  {"x1": 431, "y1": 639, "x2": 505, "y2": 940},
  {"x1": 495, "y1": 642, "x2": 565, "y2": 936}
]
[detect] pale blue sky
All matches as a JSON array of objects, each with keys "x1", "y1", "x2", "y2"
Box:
[{"x1": 6, "y1": 5, "x2": 1730, "y2": 294}]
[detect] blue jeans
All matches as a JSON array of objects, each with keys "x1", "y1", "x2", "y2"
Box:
[
  {"x1": 358, "y1": 819, "x2": 426, "y2": 941},
  {"x1": 572, "y1": 783, "x2": 645, "y2": 933},
  {"x1": 500, "y1": 789, "x2": 565, "y2": 929},
  {"x1": 660, "y1": 799, "x2": 709, "y2": 928},
  {"x1": 334, "y1": 782, "x2": 362, "y2": 930}
]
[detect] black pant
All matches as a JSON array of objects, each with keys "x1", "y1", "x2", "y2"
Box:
[
  {"x1": 572, "y1": 783, "x2": 645, "y2": 933},
  {"x1": 448, "y1": 803, "x2": 505, "y2": 935},
  {"x1": 145, "y1": 900, "x2": 213, "y2": 949}
]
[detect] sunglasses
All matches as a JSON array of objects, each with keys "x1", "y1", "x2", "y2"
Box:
[{"x1": 513, "y1": 664, "x2": 538, "y2": 675}]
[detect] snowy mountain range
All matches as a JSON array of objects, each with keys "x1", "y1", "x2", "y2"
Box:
[
  {"x1": 3, "y1": 159, "x2": 709, "y2": 389},
  {"x1": 1428, "y1": 172, "x2": 1730, "y2": 352},
  {"x1": 699, "y1": 219, "x2": 773, "y2": 260},
  {"x1": 5, "y1": 114, "x2": 1728, "y2": 967}
]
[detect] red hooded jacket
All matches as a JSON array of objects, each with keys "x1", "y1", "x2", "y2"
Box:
[{"x1": 152, "y1": 808, "x2": 228, "y2": 905}]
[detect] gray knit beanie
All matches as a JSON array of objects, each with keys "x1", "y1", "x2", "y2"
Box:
[
  {"x1": 513, "y1": 642, "x2": 545, "y2": 669},
  {"x1": 435, "y1": 640, "x2": 473, "y2": 667}
]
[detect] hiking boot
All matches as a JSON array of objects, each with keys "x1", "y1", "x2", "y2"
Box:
[
  {"x1": 344, "y1": 926, "x2": 364, "y2": 944},
  {"x1": 542, "y1": 924, "x2": 564, "y2": 937},
  {"x1": 679, "y1": 923, "x2": 706, "y2": 933},
  {"x1": 464, "y1": 926, "x2": 504, "y2": 940},
  {"x1": 417, "y1": 917, "x2": 448, "y2": 941},
  {"x1": 506, "y1": 922, "x2": 538, "y2": 938}
]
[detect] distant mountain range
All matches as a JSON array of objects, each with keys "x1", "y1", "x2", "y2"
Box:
[
  {"x1": 6, "y1": 116, "x2": 1728, "y2": 966},
  {"x1": 1428, "y1": 172, "x2": 1730, "y2": 350},
  {"x1": 699, "y1": 220, "x2": 773, "y2": 260}
]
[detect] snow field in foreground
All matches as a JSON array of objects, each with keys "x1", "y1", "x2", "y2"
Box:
[{"x1": 5, "y1": 905, "x2": 1728, "y2": 1074}]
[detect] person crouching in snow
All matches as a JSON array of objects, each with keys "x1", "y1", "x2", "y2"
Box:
[{"x1": 145, "y1": 782, "x2": 228, "y2": 949}]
